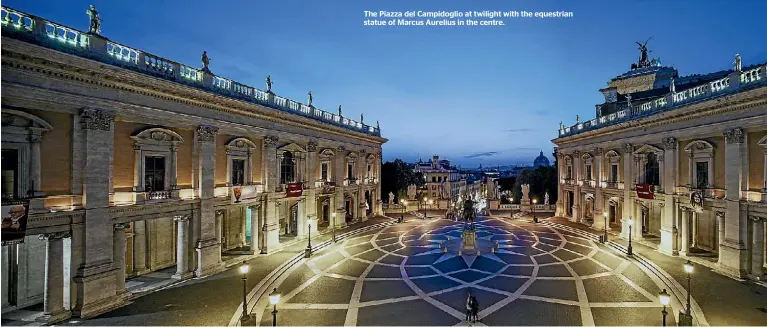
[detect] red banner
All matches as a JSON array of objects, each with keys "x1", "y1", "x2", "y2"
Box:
[
  {"x1": 286, "y1": 183, "x2": 303, "y2": 198},
  {"x1": 636, "y1": 184, "x2": 654, "y2": 199}
]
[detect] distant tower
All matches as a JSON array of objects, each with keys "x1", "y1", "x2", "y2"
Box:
[{"x1": 432, "y1": 155, "x2": 439, "y2": 169}]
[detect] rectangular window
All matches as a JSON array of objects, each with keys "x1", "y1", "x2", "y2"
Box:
[
  {"x1": 611, "y1": 165, "x2": 618, "y2": 182},
  {"x1": 2, "y1": 149, "x2": 18, "y2": 199},
  {"x1": 231, "y1": 159, "x2": 245, "y2": 186},
  {"x1": 567, "y1": 166, "x2": 572, "y2": 179},
  {"x1": 695, "y1": 161, "x2": 709, "y2": 189},
  {"x1": 347, "y1": 163, "x2": 354, "y2": 180},
  {"x1": 321, "y1": 162, "x2": 329, "y2": 181},
  {"x1": 367, "y1": 164, "x2": 372, "y2": 178},
  {"x1": 144, "y1": 156, "x2": 166, "y2": 191},
  {"x1": 585, "y1": 165, "x2": 592, "y2": 180}
]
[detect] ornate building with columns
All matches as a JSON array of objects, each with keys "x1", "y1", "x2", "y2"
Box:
[
  {"x1": 553, "y1": 51, "x2": 767, "y2": 281},
  {"x1": 0, "y1": 6, "x2": 385, "y2": 323}
]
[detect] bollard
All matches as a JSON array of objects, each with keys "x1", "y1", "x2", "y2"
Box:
[
  {"x1": 477, "y1": 250, "x2": 481, "y2": 256},
  {"x1": 491, "y1": 247, "x2": 495, "y2": 253},
  {"x1": 444, "y1": 246, "x2": 448, "y2": 253},
  {"x1": 458, "y1": 250, "x2": 462, "y2": 256}
]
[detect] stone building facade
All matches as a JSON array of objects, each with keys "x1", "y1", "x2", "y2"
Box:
[
  {"x1": 415, "y1": 155, "x2": 466, "y2": 207},
  {"x1": 0, "y1": 6, "x2": 385, "y2": 323},
  {"x1": 553, "y1": 52, "x2": 767, "y2": 281}
]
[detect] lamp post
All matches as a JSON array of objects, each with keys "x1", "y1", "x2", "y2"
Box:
[
  {"x1": 532, "y1": 199, "x2": 538, "y2": 223},
  {"x1": 659, "y1": 289, "x2": 670, "y2": 326},
  {"x1": 627, "y1": 218, "x2": 634, "y2": 255},
  {"x1": 602, "y1": 211, "x2": 609, "y2": 243},
  {"x1": 268, "y1": 288, "x2": 281, "y2": 327},
  {"x1": 428, "y1": 199, "x2": 433, "y2": 218},
  {"x1": 422, "y1": 197, "x2": 427, "y2": 219},
  {"x1": 510, "y1": 198, "x2": 514, "y2": 219},
  {"x1": 331, "y1": 212, "x2": 337, "y2": 243},
  {"x1": 304, "y1": 219, "x2": 312, "y2": 258},
  {"x1": 677, "y1": 260, "x2": 694, "y2": 326},
  {"x1": 239, "y1": 263, "x2": 251, "y2": 324}
]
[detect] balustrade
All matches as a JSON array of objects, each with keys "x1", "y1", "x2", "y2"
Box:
[
  {"x1": 710, "y1": 76, "x2": 730, "y2": 92},
  {"x1": 106, "y1": 41, "x2": 139, "y2": 64},
  {"x1": 741, "y1": 67, "x2": 762, "y2": 84},
  {"x1": 146, "y1": 190, "x2": 171, "y2": 200},
  {"x1": 2, "y1": 5, "x2": 383, "y2": 137}
]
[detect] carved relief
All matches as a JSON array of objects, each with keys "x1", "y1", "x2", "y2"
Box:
[
  {"x1": 38, "y1": 231, "x2": 71, "y2": 240},
  {"x1": 594, "y1": 147, "x2": 603, "y2": 156},
  {"x1": 623, "y1": 143, "x2": 633, "y2": 153},
  {"x1": 307, "y1": 141, "x2": 318, "y2": 152},
  {"x1": 80, "y1": 108, "x2": 115, "y2": 131},
  {"x1": 723, "y1": 128, "x2": 744, "y2": 144},
  {"x1": 263, "y1": 136, "x2": 279, "y2": 148},
  {"x1": 196, "y1": 125, "x2": 219, "y2": 142},
  {"x1": 662, "y1": 137, "x2": 677, "y2": 150}
]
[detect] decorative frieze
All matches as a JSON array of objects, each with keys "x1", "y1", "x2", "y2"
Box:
[
  {"x1": 79, "y1": 108, "x2": 115, "y2": 131},
  {"x1": 263, "y1": 136, "x2": 279, "y2": 148},
  {"x1": 724, "y1": 128, "x2": 744, "y2": 144},
  {"x1": 196, "y1": 125, "x2": 218, "y2": 142},
  {"x1": 307, "y1": 141, "x2": 318, "y2": 152},
  {"x1": 662, "y1": 137, "x2": 677, "y2": 150},
  {"x1": 38, "y1": 231, "x2": 71, "y2": 240}
]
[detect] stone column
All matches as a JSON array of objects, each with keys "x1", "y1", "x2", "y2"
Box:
[
  {"x1": 247, "y1": 148, "x2": 255, "y2": 185},
  {"x1": 572, "y1": 150, "x2": 582, "y2": 223},
  {"x1": 335, "y1": 146, "x2": 347, "y2": 225},
  {"x1": 172, "y1": 215, "x2": 192, "y2": 279},
  {"x1": 132, "y1": 145, "x2": 144, "y2": 192},
  {"x1": 691, "y1": 211, "x2": 698, "y2": 248},
  {"x1": 194, "y1": 125, "x2": 223, "y2": 277},
  {"x1": 132, "y1": 221, "x2": 149, "y2": 275},
  {"x1": 593, "y1": 148, "x2": 605, "y2": 231},
  {"x1": 112, "y1": 223, "x2": 129, "y2": 296},
  {"x1": 716, "y1": 211, "x2": 725, "y2": 255},
  {"x1": 39, "y1": 231, "x2": 72, "y2": 324},
  {"x1": 73, "y1": 108, "x2": 123, "y2": 318},
  {"x1": 660, "y1": 137, "x2": 678, "y2": 255},
  {"x1": 263, "y1": 136, "x2": 279, "y2": 192},
  {"x1": 170, "y1": 144, "x2": 179, "y2": 195},
  {"x1": 555, "y1": 151, "x2": 566, "y2": 217},
  {"x1": 250, "y1": 206, "x2": 260, "y2": 253},
  {"x1": 297, "y1": 198, "x2": 307, "y2": 238},
  {"x1": 262, "y1": 136, "x2": 281, "y2": 254},
  {"x1": 680, "y1": 209, "x2": 690, "y2": 256},
  {"x1": 749, "y1": 217, "x2": 765, "y2": 281},
  {"x1": 28, "y1": 133, "x2": 45, "y2": 197},
  {"x1": 305, "y1": 142, "x2": 319, "y2": 230},
  {"x1": 718, "y1": 128, "x2": 748, "y2": 278},
  {"x1": 621, "y1": 144, "x2": 634, "y2": 239}
]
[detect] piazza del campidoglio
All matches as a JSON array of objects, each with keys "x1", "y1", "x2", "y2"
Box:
[{"x1": 245, "y1": 216, "x2": 681, "y2": 326}]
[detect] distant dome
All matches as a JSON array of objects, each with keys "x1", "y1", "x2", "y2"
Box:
[{"x1": 533, "y1": 151, "x2": 550, "y2": 167}]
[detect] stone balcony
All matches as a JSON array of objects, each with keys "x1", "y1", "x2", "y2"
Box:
[
  {"x1": 112, "y1": 188, "x2": 183, "y2": 205},
  {"x1": 580, "y1": 180, "x2": 597, "y2": 188},
  {"x1": 602, "y1": 181, "x2": 625, "y2": 190}
]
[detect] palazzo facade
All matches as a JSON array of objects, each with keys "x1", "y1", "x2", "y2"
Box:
[
  {"x1": 0, "y1": 6, "x2": 385, "y2": 323},
  {"x1": 553, "y1": 52, "x2": 767, "y2": 281}
]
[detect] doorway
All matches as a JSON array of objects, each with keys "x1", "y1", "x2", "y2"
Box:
[
  {"x1": 566, "y1": 191, "x2": 574, "y2": 216},
  {"x1": 289, "y1": 204, "x2": 298, "y2": 236}
]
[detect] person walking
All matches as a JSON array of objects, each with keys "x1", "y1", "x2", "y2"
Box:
[
  {"x1": 470, "y1": 295, "x2": 479, "y2": 323},
  {"x1": 465, "y1": 292, "x2": 473, "y2": 322}
]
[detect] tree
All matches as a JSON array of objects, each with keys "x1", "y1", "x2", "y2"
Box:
[
  {"x1": 512, "y1": 166, "x2": 558, "y2": 204},
  {"x1": 381, "y1": 159, "x2": 424, "y2": 203}
]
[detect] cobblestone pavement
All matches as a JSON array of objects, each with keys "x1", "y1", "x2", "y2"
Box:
[{"x1": 258, "y1": 215, "x2": 684, "y2": 326}]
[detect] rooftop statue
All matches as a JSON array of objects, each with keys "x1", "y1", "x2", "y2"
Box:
[
  {"x1": 377, "y1": 120, "x2": 380, "y2": 130},
  {"x1": 733, "y1": 53, "x2": 742, "y2": 72},
  {"x1": 360, "y1": 113, "x2": 364, "y2": 124},
  {"x1": 636, "y1": 38, "x2": 651, "y2": 66},
  {"x1": 626, "y1": 94, "x2": 632, "y2": 108},
  {"x1": 338, "y1": 105, "x2": 343, "y2": 117},
  {"x1": 86, "y1": 5, "x2": 101, "y2": 35},
  {"x1": 670, "y1": 77, "x2": 676, "y2": 93},
  {"x1": 266, "y1": 75, "x2": 273, "y2": 93},
  {"x1": 308, "y1": 91, "x2": 313, "y2": 106},
  {"x1": 201, "y1": 51, "x2": 210, "y2": 71}
]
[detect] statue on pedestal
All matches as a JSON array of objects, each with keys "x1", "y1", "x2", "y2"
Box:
[
  {"x1": 733, "y1": 53, "x2": 742, "y2": 72},
  {"x1": 360, "y1": 113, "x2": 364, "y2": 124},
  {"x1": 308, "y1": 91, "x2": 313, "y2": 106},
  {"x1": 338, "y1": 105, "x2": 343, "y2": 118},
  {"x1": 670, "y1": 77, "x2": 676, "y2": 93},
  {"x1": 407, "y1": 184, "x2": 416, "y2": 200},
  {"x1": 388, "y1": 192, "x2": 395, "y2": 204},
  {"x1": 86, "y1": 5, "x2": 101, "y2": 35},
  {"x1": 266, "y1": 75, "x2": 273, "y2": 93},
  {"x1": 544, "y1": 192, "x2": 550, "y2": 205},
  {"x1": 521, "y1": 184, "x2": 530, "y2": 204},
  {"x1": 201, "y1": 51, "x2": 211, "y2": 72}
]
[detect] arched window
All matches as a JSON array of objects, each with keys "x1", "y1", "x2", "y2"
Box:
[
  {"x1": 280, "y1": 151, "x2": 295, "y2": 184},
  {"x1": 645, "y1": 152, "x2": 660, "y2": 185}
]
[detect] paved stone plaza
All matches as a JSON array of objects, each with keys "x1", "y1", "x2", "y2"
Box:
[{"x1": 257, "y1": 216, "x2": 679, "y2": 326}]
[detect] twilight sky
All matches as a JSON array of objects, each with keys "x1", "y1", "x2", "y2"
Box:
[{"x1": 8, "y1": 0, "x2": 766, "y2": 167}]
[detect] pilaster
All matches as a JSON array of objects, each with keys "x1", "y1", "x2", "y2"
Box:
[
  {"x1": 622, "y1": 143, "x2": 634, "y2": 233},
  {"x1": 660, "y1": 137, "x2": 678, "y2": 255},
  {"x1": 572, "y1": 150, "x2": 582, "y2": 223},
  {"x1": 593, "y1": 148, "x2": 604, "y2": 230},
  {"x1": 194, "y1": 125, "x2": 224, "y2": 277},
  {"x1": 73, "y1": 108, "x2": 124, "y2": 319},
  {"x1": 718, "y1": 128, "x2": 748, "y2": 278}
]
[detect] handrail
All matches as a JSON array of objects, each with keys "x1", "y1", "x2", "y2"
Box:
[{"x1": 0, "y1": 5, "x2": 381, "y2": 137}]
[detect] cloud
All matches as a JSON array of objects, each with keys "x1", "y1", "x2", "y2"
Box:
[
  {"x1": 502, "y1": 128, "x2": 535, "y2": 133},
  {"x1": 464, "y1": 151, "x2": 500, "y2": 158}
]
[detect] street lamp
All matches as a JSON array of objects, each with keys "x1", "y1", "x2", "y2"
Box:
[
  {"x1": 304, "y1": 219, "x2": 313, "y2": 258},
  {"x1": 422, "y1": 197, "x2": 428, "y2": 219},
  {"x1": 684, "y1": 260, "x2": 693, "y2": 314},
  {"x1": 268, "y1": 288, "x2": 281, "y2": 327},
  {"x1": 239, "y1": 263, "x2": 250, "y2": 324},
  {"x1": 331, "y1": 212, "x2": 337, "y2": 243},
  {"x1": 532, "y1": 199, "x2": 538, "y2": 223},
  {"x1": 602, "y1": 211, "x2": 609, "y2": 243},
  {"x1": 428, "y1": 199, "x2": 433, "y2": 218},
  {"x1": 627, "y1": 218, "x2": 634, "y2": 255},
  {"x1": 510, "y1": 198, "x2": 514, "y2": 219},
  {"x1": 659, "y1": 289, "x2": 670, "y2": 326}
]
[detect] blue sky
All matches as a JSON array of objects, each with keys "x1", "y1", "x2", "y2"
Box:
[{"x1": 8, "y1": 0, "x2": 766, "y2": 167}]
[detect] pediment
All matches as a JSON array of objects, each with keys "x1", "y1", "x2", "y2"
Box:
[
  {"x1": 319, "y1": 148, "x2": 335, "y2": 158},
  {"x1": 758, "y1": 136, "x2": 767, "y2": 147},
  {"x1": 131, "y1": 127, "x2": 184, "y2": 143},
  {"x1": 226, "y1": 137, "x2": 257, "y2": 149},
  {"x1": 278, "y1": 142, "x2": 306, "y2": 153},
  {"x1": 684, "y1": 140, "x2": 715, "y2": 154},
  {"x1": 346, "y1": 151, "x2": 359, "y2": 160},
  {"x1": 1, "y1": 109, "x2": 53, "y2": 130},
  {"x1": 633, "y1": 144, "x2": 663, "y2": 155},
  {"x1": 605, "y1": 149, "x2": 620, "y2": 158}
]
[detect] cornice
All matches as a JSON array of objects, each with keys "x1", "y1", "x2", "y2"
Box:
[{"x1": 1, "y1": 39, "x2": 387, "y2": 145}]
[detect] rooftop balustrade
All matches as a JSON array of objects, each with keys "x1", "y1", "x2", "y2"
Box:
[
  {"x1": 558, "y1": 62, "x2": 766, "y2": 138},
  {"x1": 0, "y1": 5, "x2": 381, "y2": 137}
]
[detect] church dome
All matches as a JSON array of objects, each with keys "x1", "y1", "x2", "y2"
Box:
[{"x1": 533, "y1": 151, "x2": 550, "y2": 167}]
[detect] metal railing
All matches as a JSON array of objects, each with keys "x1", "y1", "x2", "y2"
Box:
[{"x1": 0, "y1": 5, "x2": 381, "y2": 137}]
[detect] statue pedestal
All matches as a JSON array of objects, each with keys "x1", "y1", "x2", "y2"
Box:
[{"x1": 461, "y1": 228, "x2": 476, "y2": 251}]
